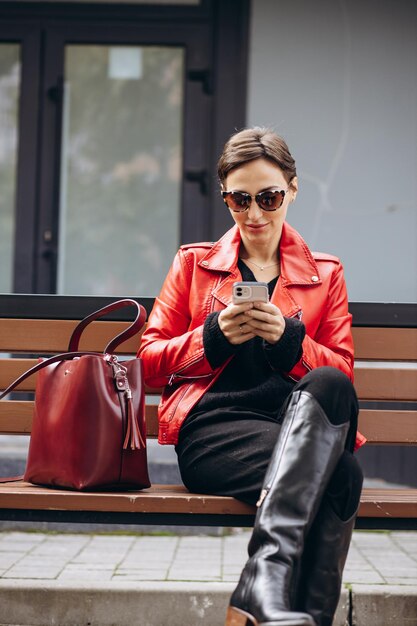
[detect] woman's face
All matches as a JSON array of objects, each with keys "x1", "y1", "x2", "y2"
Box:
[{"x1": 224, "y1": 157, "x2": 297, "y2": 251}]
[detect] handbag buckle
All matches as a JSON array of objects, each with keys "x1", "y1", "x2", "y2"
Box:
[{"x1": 110, "y1": 359, "x2": 128, "y2": 393}]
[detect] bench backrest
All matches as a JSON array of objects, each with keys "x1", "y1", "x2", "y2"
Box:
[{"x1": 0, "y1": 297, "x2": 416, "y2": 446}]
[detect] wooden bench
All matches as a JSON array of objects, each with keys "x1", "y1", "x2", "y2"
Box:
[{"x1": 0, "y1": 295, "x2": 416, "y2": 530}]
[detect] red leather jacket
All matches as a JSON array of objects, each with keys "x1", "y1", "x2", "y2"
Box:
[{"x1": 139, "y1": 223, "x2": 366, "y2": 450}]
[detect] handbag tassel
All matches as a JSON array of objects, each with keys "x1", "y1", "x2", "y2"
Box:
[{"x1": 123, "y1": 390, "x2": 145, "y2": 451}]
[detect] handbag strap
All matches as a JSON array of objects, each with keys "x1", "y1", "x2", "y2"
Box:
[
  {"x1": 68, "y1": 299, "x2": 147, "y2": 353},
  {"x1": 0, "y1": 299, "x2": 147, "y2": 400},
  {"x1": 0, "y1": 351, "x2": 100, "y2": 401}
]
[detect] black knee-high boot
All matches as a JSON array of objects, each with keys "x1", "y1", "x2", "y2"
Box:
[
  {"x1": 294, "y1": 453, "x2": 363, "y2": 626},
  {"x1": 225, "y1": 391, "x2": 349, "y2": 626}
]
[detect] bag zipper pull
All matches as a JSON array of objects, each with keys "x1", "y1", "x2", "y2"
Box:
[
  {"x1": 122, "y1": 386, "x2": 145, "y2": 451},
  {"x1": 109, "y1": 359, "x2": 144, "y2": 451}
]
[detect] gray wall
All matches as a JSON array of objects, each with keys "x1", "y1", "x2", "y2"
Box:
[{"x1": 248, "y1": 0, "x2": 417, "y2": 302}]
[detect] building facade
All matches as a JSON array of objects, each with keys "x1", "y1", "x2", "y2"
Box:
[{"x1": 1, "y1": 0, "x2": 416, "y2": 484}]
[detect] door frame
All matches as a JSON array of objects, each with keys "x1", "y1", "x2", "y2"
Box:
[
  {"x1": 0, "y1": 0, "x2": 249, "y2": 293},
  {"x1": 0, "y1": 23, "x2": 42, "y2": 293}
]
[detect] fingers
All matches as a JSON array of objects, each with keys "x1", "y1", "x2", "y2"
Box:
[
  {"x1": 218, "y1": 301, "x2": 285, "y2": 345},
  {"x1": 244, "y1": 302, "x2": 285, "y2": 344},
  {"x1": 235, "y1": 325, "x2": 256, "y2": 345},
  {"x1": 218, "y1": 303, "x2": 255, "y2": 345}
]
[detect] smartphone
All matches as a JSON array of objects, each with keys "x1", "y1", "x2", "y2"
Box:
[{"x1": 232, "y1": 281, "x2": 269, "y2": 304}]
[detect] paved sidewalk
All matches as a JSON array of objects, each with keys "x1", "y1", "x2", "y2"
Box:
[{"x1": 0, "y1": 529, "x2": 416, "y2": 626}]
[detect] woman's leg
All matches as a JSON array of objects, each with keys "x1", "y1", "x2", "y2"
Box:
[
  {"x1": 290, "y1": 368, "x2": 363, "y2": 625},
  {"x1": 176, "y1": 409, "x2": 281, "y2": 506},
  {"x1": 226, "y1": 367, "x2": 357, "y2": 626},
  {"x1": 292, "y1": 365, "x2": 359, "y2": 452},
  {"x1": 294, "y1": 452, "x2": 363, "y2": 626}
]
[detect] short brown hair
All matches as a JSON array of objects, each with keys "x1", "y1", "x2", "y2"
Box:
[{"x1": 217, "y1": 127, "x2": 297, "y2": 186}]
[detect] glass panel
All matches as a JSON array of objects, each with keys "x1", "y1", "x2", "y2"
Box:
[
  {"x1": 58, "y1": 45, "x2": 184, "y2": 296},
  {"x1": 0, "y1": 44, "x2": 20, "y2": 293}
]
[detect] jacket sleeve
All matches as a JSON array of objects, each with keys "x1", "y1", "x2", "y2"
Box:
[
  {"x1": 138, "y1": 249, "x2": 215, "y2": 388},
  {"x1": 288, "y1": 262, "x2": 354, "y2": 381}
]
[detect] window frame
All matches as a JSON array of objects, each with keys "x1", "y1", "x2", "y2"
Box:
[{"x1": 0, "y1": 0, "x2": 249, "y2": 294}]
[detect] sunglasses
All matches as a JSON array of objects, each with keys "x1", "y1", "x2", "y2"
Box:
[{"x1": 221, "y1": 189, "x2": 288, "y2": 212}]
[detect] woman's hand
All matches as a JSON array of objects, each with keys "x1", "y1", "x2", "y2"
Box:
[
  {"x1": 243, "y1": 302, "x2": 285, "y2": 344},
  {"x1": 218, "y1": 302, "x2": 256, "y2": 345}
]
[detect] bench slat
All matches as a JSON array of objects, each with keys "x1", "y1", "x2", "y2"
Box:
[
  {"x1": 358, "y1": 410, "x2": 417, "y2": 444},
  {"x1": 0, "y1": 319, "x2": 142, "y2": 355},
  {"x1": 0, "y1": 360, "x2": 37, "y2": 390},
  {"x1": 0, "y1": 482, "x2": 255, "y2": 516},
  {"x1": 354, "y1": 366, "x2": 417, "y2": 401},
  {"x1": 0, "y1": 482, "x2": 416, "y2": 519},
  {"x1": 2, "y1": 320, "x2": 416, "y2": 361},
  {"x1": 1, "y1": 403, "x2": 416, "y2": 443},
  {"x1": 2, "y1": 360, "x2": 416, "y2": 401},
  {"x1": 0, "y1": 401, "x2": 159, "y2": 437},
  {"x1": 0, "y1": 360, "x2": 161, "y2": 396},
  {"x1": 352, "y1": 327, "x2": 417, "y2": 361},
  {"x1": 358, "y1": 488, "x2": 417, "y2": 518}
]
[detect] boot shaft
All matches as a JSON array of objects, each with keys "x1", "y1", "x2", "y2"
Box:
[{"x1": 229, "y1": 391, "x2": 350, "y2": 626}]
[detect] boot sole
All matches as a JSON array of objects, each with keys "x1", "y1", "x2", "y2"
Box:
[{"x1": 225, "y1": 605, "x2": 315, "y2": 626}]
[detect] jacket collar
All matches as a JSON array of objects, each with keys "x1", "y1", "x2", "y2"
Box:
[
  {"x1": 198, "y1": 226, "x2": 241, "y2": 277},
  {"x1": 199, "y1": 222, "x2": 321, "y2": 287},
  {"x1": 279, "y1": 222, "x2": 321, "y2": 287}
]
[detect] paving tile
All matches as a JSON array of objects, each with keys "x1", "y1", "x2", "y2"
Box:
[
  {"x1": 343, "y1": 570, "x2": 386, "y2": 584},
  {"x1": 30, "y1": 542, "x2": 87, "y2": 558},
  {"x1": 0, "y1": 553, "x2": 23, "y2": 569},
  {"x1": 114, "y1": 565, "x2": 168, "y2": 578},
  {"x1": 58, "y1": 570, "x2": 114, "y2": 581},
  {"x1": 383, "y1": 577, "x2": 417, "y2": 585},
  {"x1": 61, "y1": 563, "x2": 115, "y2": 571},
  {"x1": 381, "y1": 568, "x2": 417, "y2": 578},
  {"x1": 0, "y1": 532, "x2": 46, "y2": 544},
  {"x1": 2, "y1": 566, "x2": 63, "y2": 579},
  {"x1": 0, "y1": 533, "x2": 46, "y2": 553},
  {"x1": 73, "y1": 551, "x2": 127, "y2": 565},
  {"x1": 113, "y1": 572, "x2": 167, "y2": 581}
]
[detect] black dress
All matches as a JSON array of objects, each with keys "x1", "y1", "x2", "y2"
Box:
[{"x1": 175, "y1": 262, "x2": 305, "y2": 505}]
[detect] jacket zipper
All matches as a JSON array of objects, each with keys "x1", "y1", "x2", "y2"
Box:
[
  {"x1": 167, "y1": 382, "x2": 194, "y2": 421},
  {"x1": 165, "y1": 355, "x2": 212, "y2": 422},
  {"x1": 164, "y1": 284, "x2": 222, "y2": 423},
  {"x1": 167, "y1": 275, "x2": 224, "y2": 388},
  {"x1": 167, "y1": 355, "x2": 211, "y2": 386}
]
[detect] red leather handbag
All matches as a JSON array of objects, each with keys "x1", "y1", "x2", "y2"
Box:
[{"x1": 0, "y1": 299, "x2": 151, "y2": 491}]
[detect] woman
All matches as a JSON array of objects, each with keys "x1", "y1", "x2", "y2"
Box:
[{"x1": 139, "y1": 128, "x2": 366, "y2": 626}]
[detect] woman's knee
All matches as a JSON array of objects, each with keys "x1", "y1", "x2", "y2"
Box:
[
  {"x1": 294, "y1": 366, "x2": 358, "y2": 426},
  {"x1": 296, "y1": 366, "x2": 353, "y2": 395}
]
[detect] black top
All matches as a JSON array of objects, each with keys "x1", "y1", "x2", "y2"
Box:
[{"x1": 181, "y1": 261, "x2": 306, "y2": 431}]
